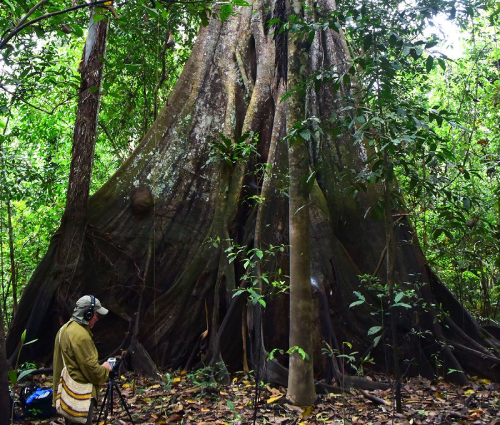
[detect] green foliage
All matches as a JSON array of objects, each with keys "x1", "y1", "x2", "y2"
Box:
[
  {"x1": 8, "y1": 329, "x2": 37, "y2": 386},
  {"x1": 268, "y1": 345, "x2": 309, "y2": 361},
  {"x1": 185, "y1": 365, "x2": 218, "y2": 393},
  {"x1": 408, "y1": 10, "x2": 500, "y2": 321},
  {"x1": 207, "y1": 131, "x2": 259, "y2": 168},
  {"x1": 282, "y1": 116, "x2": 323, "y2": 148},
  {"x1": 8, "y1": 329, "x2": 37, "y2": 423},
  {"x1": 222, "y1": 240, "x2": 288, "y2": 306},
  {"x1": 322, "y1": 341, "x2": 374, "y2": 375}
]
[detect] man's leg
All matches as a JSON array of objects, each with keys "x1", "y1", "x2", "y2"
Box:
[{"x1": 85, "y1": 400, "x2": 94, "y2": 425}]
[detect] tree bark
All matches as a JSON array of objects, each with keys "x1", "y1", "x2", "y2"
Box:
[
  {"x1": 383, "y1": 151, "x2": 402, "y2": 412},
  {"x1": 56, "y1": 8, "x2": 108, "y2": 275},
  {"x1": 6, "y1": 0, "x2": 500, "y2": 386},
  {"x1": 0, "y1": 303, "x2": 10, "y2": 425},
  {"x1": 286, "y1": 0, "x2": 316, "y2": 406},
  {"x1": 0, "y1": 202, "x2": 5, "y2": 319},
  {"x1": 6, "y1": 201, "x2": 16, "y2": 318}
]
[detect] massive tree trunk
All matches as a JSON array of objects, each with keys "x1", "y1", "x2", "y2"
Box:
[{"x1": 6, "y1": 0, "x2": 500, "y2": 385}]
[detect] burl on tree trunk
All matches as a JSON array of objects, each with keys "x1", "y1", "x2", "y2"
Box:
[{"x1": 7, "y1": 0, "x2": 500, "y2": 386}]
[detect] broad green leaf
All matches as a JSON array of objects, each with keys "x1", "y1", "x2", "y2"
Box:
[
  {"x1": 394, "y1": 292, "x2": 404, "y2": 303},
  {"x1": 220, "y1": 4, "x2": 233, "y2": 21},
  {"x1": 368, "y1": 326, "x2": 382, "y2": 336},
  {"x1": 425, "y1": 40, "x2": 439, "y2": 49},
  {"x1": 426, "y1": 55, "x2": 434, "y2": 73},
  {"x1": 199, "y1": 10, "x2": 210, "y2": 26},
  {"x1": 8, "y1": 369, "x2": 17, "y2": 385},
  {"x1": 393, "y1": 302, "x2": 412, "y2": 309},
  {"x1": 69, "y1": 25, "x2": 84, "y2": 37},
  {"x1": 18, "y1": 369, "x2": 36, "y2": 381},
  {"x1": 433, "y1": 228, "x2": 443, "y2": 239},
  {"x1": 363, "y1": 34, "x2": 373, "y2": 51},
  {"x1": 92, "y1": 14, "x2": 106, "y2": 22},
  {"x1": 299, "y1": 130, "x2": 310, "y2": 141}
]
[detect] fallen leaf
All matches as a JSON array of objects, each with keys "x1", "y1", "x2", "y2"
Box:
[
  {"x1": 300, "y1": 405, "x2": 312, "y2": 418},
  {"x1": 267, "y1": 395, "x2": 284, "y2": 403},
  {"x1": 172, "y1": 402, "x2": 184, "y2": 412},
  {"x1": 166, "y1": 413, "x2": 183, "y2": 423}
]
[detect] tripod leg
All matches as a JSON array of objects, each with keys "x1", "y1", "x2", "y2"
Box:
[
  {"x1": 113, "y1": 382, "x2": 135, "y2": 425},
  {"x1": 103, "y1": 381, "x2": 113, "y2": 425},
  {"x1": 110, "y1": 381, "x2": 114, "y2": 418},
  {"x1": 97, "y1": 385, "x2": 110, "y2": 424}
]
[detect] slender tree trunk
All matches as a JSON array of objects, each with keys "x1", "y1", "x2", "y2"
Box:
[
  {"x1": 56, "y1": 9, "x2": 108, "y2": 274},
  {"x1": 0, "y1": 303, "x2": 10, "y2": 425},
  {"x1": 383, "y1": 151, "x2": 401, "y2": 412},
  {"x1": 6, "y1": 202, "x2": 16, "y2": 318},
  {"x1": 286, "y1": 0, "x2": 316, "y2": 406},
  {"x1": 0, "y1": 115, "x2": 11, "y2": 326},
  {"x1": 6, "y1": 9, "x2": 108, "y2": 364},
  {"x1": 0, "y1": 201, "x2": 5, "y2": 318}
]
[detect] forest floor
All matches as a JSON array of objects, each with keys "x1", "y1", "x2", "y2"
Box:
[{"x1": 12, "y1": 369, "x2": 500, "y2": 424}]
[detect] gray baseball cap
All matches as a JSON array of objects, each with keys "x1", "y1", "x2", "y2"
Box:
[{"x1": 72, "y1": 295, "x2": 108, "y2": 324}]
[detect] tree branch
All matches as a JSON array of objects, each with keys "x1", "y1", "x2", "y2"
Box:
[
  {"x1": 0, "y1": 83, "x2": 52, "y2": 114},
  {"x1": 12, "y1": 0, "x2": 50, "y2": 33},
  {"x1": 0, "y1": 0, "x2": 120, "y2": 50},
  {"x1": 98, "y1": 121, "x2": 125, "y2": 162},
  {"x1": 0, "y1": 83, "x2": 77, "y2": 115},
  {"x1": 0, "y1": 0, "x2": 214, "y2": 51}
]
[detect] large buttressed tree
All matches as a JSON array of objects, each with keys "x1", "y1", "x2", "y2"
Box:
[{"x1": 7, "y1": 0, "x2": 500, "y2": 384}]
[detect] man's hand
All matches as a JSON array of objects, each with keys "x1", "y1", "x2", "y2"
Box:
[{"x1": 102, "y1": 361, "x2": 112, "y2": 371}]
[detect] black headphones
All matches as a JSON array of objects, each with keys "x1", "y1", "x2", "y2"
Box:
[{"x1": 83, "y1": 295, "x2": 96, "y2": 321}]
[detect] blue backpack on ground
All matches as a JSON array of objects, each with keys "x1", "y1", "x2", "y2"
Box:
[{"x1": 20, "y1": 384, "x2": 57, "y2": 419}]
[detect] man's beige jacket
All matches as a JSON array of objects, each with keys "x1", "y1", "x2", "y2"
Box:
[{"x1": 53, "y1": 320, "x2": 109, "y2": 404}]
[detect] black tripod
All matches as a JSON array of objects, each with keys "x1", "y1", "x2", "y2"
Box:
[{"x1": 97, "y1": 358, "x2": 135, "y2": 425}]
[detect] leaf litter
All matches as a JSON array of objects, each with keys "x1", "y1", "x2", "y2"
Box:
[{"x1": 11, "y1": 371, "x2": 500, "y2": 424}]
